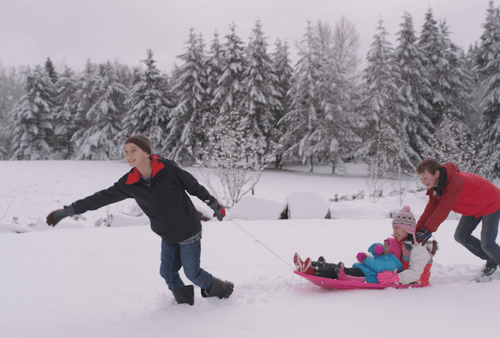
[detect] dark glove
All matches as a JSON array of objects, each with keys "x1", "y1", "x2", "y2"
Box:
[
  {"x1": 415, "y1": 229, "x2": 432, "y2": 244},
  {"x1": 46, "y1": 205, "x2": 75, "y2": 226},
  {"x1": 208, "y1": 199, "x2": 225, "y2": 221}
]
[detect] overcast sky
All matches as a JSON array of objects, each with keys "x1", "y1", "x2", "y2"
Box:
[{"x1": 0, "y1": 0, "x2": 491, "y2": 74}]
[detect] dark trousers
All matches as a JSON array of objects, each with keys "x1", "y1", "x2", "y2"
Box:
[
  {"x1": 454, "y1": 207, "x2": 500, "y2": 265},
  {"x1": 159, "y1": 239, "x2": 213, "y2": 291}
]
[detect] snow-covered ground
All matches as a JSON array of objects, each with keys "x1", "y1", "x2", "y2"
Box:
[{"x1": 1, "y1": 160, "x2": 499, "y2": 338}]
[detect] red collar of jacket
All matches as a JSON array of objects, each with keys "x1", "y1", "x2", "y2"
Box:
[
  {"x1": 125, "y1": 155, "x2": 165, "y2": 185},
  {"x1": 425, "y1": 162, "x2": 459, "y2": 197}
]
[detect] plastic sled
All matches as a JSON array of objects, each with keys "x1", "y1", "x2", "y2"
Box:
[{"x1": 294, "y1": 270, "x2": 429, "y2": 290}]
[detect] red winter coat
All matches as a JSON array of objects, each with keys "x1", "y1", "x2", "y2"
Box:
[{"x1": 416, "y1": 163, "x2": 500, "y2": 233}]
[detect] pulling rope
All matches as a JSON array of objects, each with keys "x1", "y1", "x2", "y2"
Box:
[{"x1": 230, "y1": 219, "x2": 294, "y2": 270}]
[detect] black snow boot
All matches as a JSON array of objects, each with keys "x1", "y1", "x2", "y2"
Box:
[
  {"x1": 481, "y1": 260, "x2": 498, "y2": 277},
  {"x1": 172, "y1": 285, "x2": 194, "y2": 305},
  {"x1": 311, "y1": 257, "x2": 330, "y2": 268},
  {"x1": 313, "y1": 262, "x2": 340, "y2": 279},
  {"x1": 201, "y1": 277, "x2": 234, "y2": 299}
]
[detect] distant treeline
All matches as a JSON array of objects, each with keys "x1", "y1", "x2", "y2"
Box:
[{"x1": 2, "y1": 3, "x2": 500, "y2": 179}]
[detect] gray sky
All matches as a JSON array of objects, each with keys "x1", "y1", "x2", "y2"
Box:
[{"x1": 0, "y1": 0, "x2": 490, "y2": 73}]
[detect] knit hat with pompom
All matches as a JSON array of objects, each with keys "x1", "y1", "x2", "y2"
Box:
[{"x1": 392, "y1": 205, "x2": 416, "y2": 236}]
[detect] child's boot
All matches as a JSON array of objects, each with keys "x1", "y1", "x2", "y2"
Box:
[
  {"x1": 302, "y1": 257, "x2": 315, "y2": 275},
  {"x1": 337, "y1": 263, "x2": 365, "y2": 282},
  {"x1": 293, "y1": 252, "x2": 304, "y2": 271}
]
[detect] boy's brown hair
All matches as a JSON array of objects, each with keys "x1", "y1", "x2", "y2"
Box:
[{"x1": 416, "y1": 158, "x2": 441, "y2": 175}]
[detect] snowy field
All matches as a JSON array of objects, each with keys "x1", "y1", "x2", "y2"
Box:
[{"x1": 1, "y1": 160, "x2": 499, "y2": 338}]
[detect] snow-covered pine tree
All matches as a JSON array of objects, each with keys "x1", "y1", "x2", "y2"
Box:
[
  {"x1": 211, "y1": 23, "x2": 246, "y2": 115},
  {"x1": 417, "y1": 8, "x2": 444, "y2": 136},
  {"x1": 271, "y1": 38, "x2": 293, "y2": 168},
  {"x1": 432, "y1": 43, "x2": 477, "y2": 173},
  {"x1": 279, "y1": 21, "x2": 323, "y2": 172},
  {"x1": 206, "y1": 23, "x2": 248, "y2": 171},
  {"x1": 71, "y1": 60, "x2": 99, "y2": 149},
  {"x1": 206, "y1": 31, "x2": 224, "y2": 114},
  {"x1": 120, "y1": 50, "x2": 173, "y2": 154},
  {"x1": 240, "y1": 19, "x2": 282, "y2": 169},
  {"x1": 9, "y1": 65, "x2": 56, "y2": 160},
  {"x1": 0, "y1": 111, "x2": 6, "y2": 159},
  {"x1": 475, "y1": 1, "x2": 500, "y2": 177},
  {"x1": 271, "y1": 38, "x2": 293, "y2": 123},
  {"x1": 474, "y1": 0, "x2": 500, "y2": 81},
  {"x1": 164, "y1": 29, "x2": 209, "y2": 163},
  {"x1": 419, "y1": 11, "x2": 476, "y2": 167},
  {"x1": 393, "y1": 12, "x2": 434, "y2": 163},
  {"x1": 478, "y1": 64, "x2": 500, "y2": 178},
  {"x1": 72, "y1": 62, "x2": 129, "y2": 160},
  {"x1": 0, "y1": 65, "x2": 25, "y2": 159},
  {"x1": 0, "y1": 66, "x2": 7, "y2": 158},
  {"x1": 311, "y1": 20, "x2": 363, "y2": 173},
  {"x1": 466, "y1": 44, "x2": 483, "y2": 132},
  {"x1": 113, "y1": 61, "x2": 134, "y2": 90},
  {"x1": 361, "y1": 19, "x2": 415, "y2": 179},
  {"x1": 477, "y1": 3, "x2": 500, "y2": 177},
  {"x1": 44, "y1": 57, "x2": 58, "y2": 85},
  {"x1": 53, "y1": 66, "x2": 78, "y2": 158},
  {"x1": 468, "y1": 2, "x2": 500, "y2": 139}
]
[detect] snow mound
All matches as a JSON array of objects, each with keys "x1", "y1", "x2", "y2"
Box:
[
  {"x1": 34, "y1": 216, "x2": 89, "y2": 230},
  {"x1": 286, "y1": 191, "x2": 329, "y2": 219},
  {"x1": 330, "y1": 200, "x2": 390, "y2": 219},
  {"x1": 110, "y1": 213, "x2": 149, "y2": 227},
  {"x1": 227, "y1": 195, "x2": 286, "y2": 220},
  {"x1": 0, "y1": 221, "x2": 35, "y2": 233}
]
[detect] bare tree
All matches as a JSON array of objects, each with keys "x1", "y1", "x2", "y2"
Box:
[
  {"x1": 313, "y1": 20, "x2": 335, "y2": 57},
  {"x1": 333, "y1": 16, "x2": 361, "y2": 79},
  {"x1": 295, "y1": 17, "x2": 360, "y2": 73}
]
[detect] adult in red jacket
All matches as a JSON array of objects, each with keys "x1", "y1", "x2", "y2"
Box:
[
  {"x1": 415, "y1": 158, "x2": 500, "y2": 277},
  {"x1": 46, "y1": 134, "x2": 233, "y2": 305}
]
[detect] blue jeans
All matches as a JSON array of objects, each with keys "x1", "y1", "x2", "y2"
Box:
[
  {"x1": 454, "y1": 207, "x2": 500, "y2": 265},
  {"x1": 159, "y1": 239, "x2": 213, "y2": 291}
]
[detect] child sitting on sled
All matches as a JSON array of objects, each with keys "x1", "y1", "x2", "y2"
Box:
[
  {"x1": 294, "y1": 206, "x2": 438, "y2": 285},
  {"x1": 294, "y1": 237, "x2": 402, "y2": 283}
]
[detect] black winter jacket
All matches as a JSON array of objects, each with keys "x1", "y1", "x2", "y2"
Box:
[{"x1": 71, "y1": 155, "x2": 215, "y2": 244}]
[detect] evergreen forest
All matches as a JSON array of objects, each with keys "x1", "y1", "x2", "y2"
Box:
[{"x1": 2, "y1": 4, "x2": 500, "y2": 180}]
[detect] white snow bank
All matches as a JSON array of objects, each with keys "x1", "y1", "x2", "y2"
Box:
[
  {"x1": 285, "y1": 191, "x2": 329, "y2": 219},
  {"x1": 26, "y1": 216, "x2": 90, "y2": 231},
  {"x1": 109, "y1": 213, "x2": 149, "y2": 227},
  {"x1": 0, "y1": 221, "x2": 35, "y2": 233},
  {"x1": 226, "y1": 195, "x2": 286, "y2": 220},
  {"x1": 330, "y1": 200, "x2": 390, "y2": 219}
]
